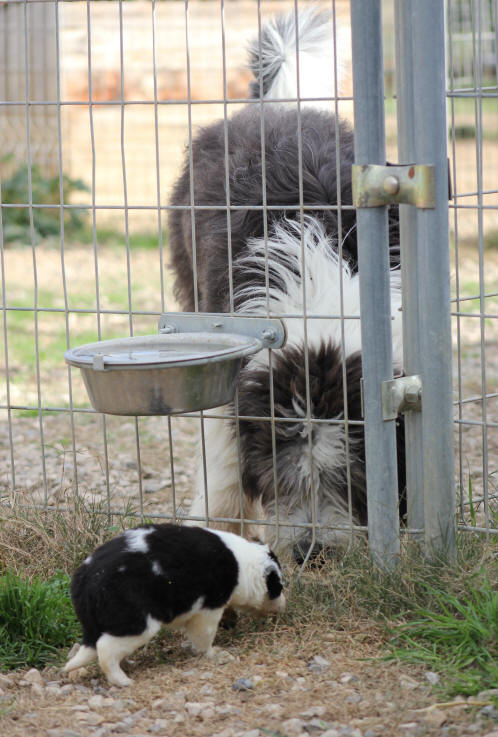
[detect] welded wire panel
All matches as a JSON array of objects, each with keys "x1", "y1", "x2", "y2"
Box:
[
  {"x1": 1, "y1": 1, "x2": 495, "y2": 580},
  {"x1": 447, "y1": 0, "x2": 498, "y2": 539}
]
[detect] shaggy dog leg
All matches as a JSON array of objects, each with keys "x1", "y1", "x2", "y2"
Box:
[{"x1": 63, "y1": 644, "x2": 97, "y2": 673}]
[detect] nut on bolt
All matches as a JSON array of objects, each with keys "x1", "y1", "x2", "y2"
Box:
[{"x1": 261, "y1": 328, "x2": 277, "y2": 344}]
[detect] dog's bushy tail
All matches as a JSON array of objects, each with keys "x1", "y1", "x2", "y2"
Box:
[{"x1": 247, "y1": 6, "x2": 347, "y2": 106}]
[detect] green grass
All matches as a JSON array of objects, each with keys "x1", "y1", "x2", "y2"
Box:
[
  {"x1": 0, "y1": 569, "x2": 81, "y2": 671},
  {"x1": 387, "y1": 576, "x2": 497, "y2": 698}
]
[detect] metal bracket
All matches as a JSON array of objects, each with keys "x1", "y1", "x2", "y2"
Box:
[
  {"x1": 381, "y1": 375, "x2": 422, "y2": 421},
  {"x1": 352, "y1": 164, "x2": 435, "y2": 209},
  {"x1": 158, "y1": 312, "x2": 287, "y2": 350}
]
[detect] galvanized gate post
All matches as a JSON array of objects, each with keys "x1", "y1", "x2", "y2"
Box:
[
  {"x1": 394, "y1": 0, "x2": 456, "y2": 557},
  {"x1": 350, "y1": 0, "x2": 400, "y2": 567}
]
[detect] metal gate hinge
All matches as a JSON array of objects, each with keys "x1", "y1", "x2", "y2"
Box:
[
  {"x1": 352, "y1": 164, "x2": 435, "y2": 209},
  {"x1": 381, "y1": 375, "x2": 422, "y2": 420},
  {"x1": 158, "y1": 312, "x2": 287, "y2": 350}
]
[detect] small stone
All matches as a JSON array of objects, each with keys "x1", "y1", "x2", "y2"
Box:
[
  {"x1": 0, "y1": 675, "x2": 14, "y2": 689},
  {"x1": 173, "y1": 713, "x2": 185, "y2": 723},
  {"x1": 364, "y1": 731, "x2": 378, "y2": 737},
  {"x1": 262, "y1": 703, "x2": 284, "y2": 718},
  {"x1": 31, "y1": 682, "x2": 45, "y2": 697},
  {"x1": 185, "y1": 701, "x2": 214, "y2": 717},
  {"x1": 424, "y1": 671, "x2": 440, "y2": 685},
  {"x1": 478, "y1": 689, "x2": 498, "y2": 700},
  {"x1": 237, "y1": 731, "x2": 260, "y2": 737},
  {"x1": 340, "y1": 673, "x2": 358, "y2": 684},
  {"x1": 321, "y1": 731, "x2": 340, "y2": 737},
  {"x1": 307, "y1": 655, "x2": 331, "y2": 673},
  {"x1": 77, "y1": 712, "x2": 105, "y2": 726},
  {"x1": 92, "y1": 728, "x2": 112, "y2": 737},
  {"x1": 276, "y1": 670, "x2": 289, "y2": 678},
  {"x1": 345, "y1": 691, "x2": 362, "y2": 704},
  {"x1": 307, "y1": 717, "x2": 330, "y2": 731},
  {"x1": 47, "y1": 731, "x2": 83, "y2": 737},
  {"x1": 482, "y1": 732, "x2": 498, "y2": 737},
  {"x1": 281, "y1": 718, "x2": 305, "y2": 735},
  {"x1": 88, "y1": 695, "x2": 107, "y2": 708},
  {"x1": 399, "y1": 675, "x2": 419, "y2": 690},
  {"x1": 216, "y1": 705, "x2": 241, "y2": 717},
  {"x1": 231, "y1": 678, "x2": 253, "y2": 691},
  {"x1": 480, "y1": 705, "x2": 498, "y2": 719},
  {"x1": 300, "y1": 706, "x2": 327, "y2": 718},
  {"x1": 60, "y1": 684, "x2": 74, "y2": 695},
  {"x1": 24, "y1": 668, "x2": 44, "y2": 685},
  {"x1": 423, "y1": 709, "x2": 446, "y2": 728},
  {"x1": 399, "y1": 724, "x2": 418, "y2": 731},
  {"x1": 148, "y1": 720, "x2": 169, "y2": 734},
  {"x1": 200, "y1": 683, "x2": 214, "y2": 695}
]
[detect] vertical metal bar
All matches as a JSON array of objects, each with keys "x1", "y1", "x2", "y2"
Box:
[
  {"x1": 23, "y1": 0, "x2": 48, "y2": 503},
  {"x1": 394, "y1": 1, "x2": 424, "y2": 535},
  {"x1": 471, "y1": 0, "x2": 490, "y2": 537},
  {"x1": 410, "y1": 0, "x2": 456, "y2": 556},
  {"x1": 54, "y1": 0, "x2": 79, "y2": 495},
  {"x1": 350, "y1": 0, "x2": 400, "y2": 567},
  {"x1": 447, "y1": 1, "x2": 466, "y2": 525},
  {"x1": 86, "y1": 0, "x2": 111, "y2": 515}
]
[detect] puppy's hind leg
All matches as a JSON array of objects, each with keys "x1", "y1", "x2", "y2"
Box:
[
  {"x1": 96, "y1": 616, "x2": 161, "y2": 687},
  {"x1": 63, "y1": 644, "x2": 97, "y2": 673},
  {"x1": 184, "y1": 607, "x2": 225, "y2": 657}
]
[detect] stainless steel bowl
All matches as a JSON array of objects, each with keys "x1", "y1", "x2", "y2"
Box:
[{"x1": 64, "y1": 333, "x2": 262, "y2": 415}]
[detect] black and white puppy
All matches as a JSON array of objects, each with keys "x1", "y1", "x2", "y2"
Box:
[
  {"x1": 168, "y1": 8, "x2": 406, "y2": 560},
  {"x1": 64, "y1": 524, "x2": 285, "y2": 687}
]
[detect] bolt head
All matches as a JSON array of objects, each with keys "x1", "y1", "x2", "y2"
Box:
[{"x1": 383, "y1": 176, "x2": 400, "y2": 196}]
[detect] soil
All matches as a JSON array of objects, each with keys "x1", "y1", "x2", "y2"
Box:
[{"x1": 1, "y1": 629, "x2": 496, "y2": 737}]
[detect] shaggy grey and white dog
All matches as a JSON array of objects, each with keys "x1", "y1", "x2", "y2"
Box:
[
  {"x1": 169, "y1": 8, "x2": 406, "y2": 561},
  {"x1": 64, "y1": 524, "x2": 285, "y2": 686}
]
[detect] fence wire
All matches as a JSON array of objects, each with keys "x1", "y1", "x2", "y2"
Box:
[{"x1": 0, "y1": 0, "x2": 496, "y2": 561}]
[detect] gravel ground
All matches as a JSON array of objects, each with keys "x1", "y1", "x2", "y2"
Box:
[{"x1": 1, "y1": 634, "x2": 497, "y2": 737}]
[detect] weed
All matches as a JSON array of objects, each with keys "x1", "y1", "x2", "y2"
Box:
[
  {"x1": 0, "y1": 569, "x2": 80, "y2": 671},
  {"x1": 387, "y1": 575, "x2": 498, "y2": 697}
]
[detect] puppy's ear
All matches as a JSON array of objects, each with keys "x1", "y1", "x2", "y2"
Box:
[{"x1": 265, "y1": 568, "x2": 283, "y2": 600}]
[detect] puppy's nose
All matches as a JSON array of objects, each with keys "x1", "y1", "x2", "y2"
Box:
[{"x1": 293, "y1": 537, "x2": 324, "y2": 565}]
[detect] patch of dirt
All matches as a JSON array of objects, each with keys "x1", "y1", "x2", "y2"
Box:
[{"x1": 1, "y1": 627, "x2": 495, "y2": 737}]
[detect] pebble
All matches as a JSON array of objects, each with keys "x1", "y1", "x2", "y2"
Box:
[
  {"x1": 399, "y1": 675, "x2": 419, "y2": 690},
  {"x1": 321, "y1": 731, "x2": 340, "y2": 737},
  {"x1": 147, "y1": 721, "x2": 169, "y2": 735},
  {"x1": 281, "y1": 718, "x2": 306, "y2": 735},
  {"x1": 0, "y1": 675, "x2": 14, "y2": 689},
  {"x1": 307, "y1": 655, "x2": 331, "y2": 673},
  {"x1": 482, "y1": 732, "x2": 498, "y2": 737},
  {"x1": 185, "y1": 701, "x2": 215, "y2": 718},
  {"x1": 237, "y1": 731, "x2": 260, "y2": 737},
  {"x1": 422, "y1": 708, "x2": 446, "y2": 728},
  {"x1": 262, "y1": 703, "x2": 284, "y2": 718},
  {"x1": 478, "y1": 689, "x2": 498, "y2": 700},
  {"x1": 424, "y1": 671, "x2": 440, "y2": 685},
  {"x1": 307, "y1": 717, "x2": 330, "y2": 731},
  {"x1": 47, "y1": 731, "x2": 83, "y2": 737},
  {"x1": 340, "y1": 673, "x2": 359, "y2": 684},
  {"x1": 24, "y1": 668, "x2": 44, "y2": 686},
  {"x1": 345, "y1": 691, "x2": 362, "y2": 704},
  {"x1": 300, "y1": 706, "x2": 327, "y2": 718},
  {"x1": 231, "y1": 678, "x2": 254, "y2": 691},
  {"x1": 480, "y1": 705, "x2": 498, "y2": 719}
]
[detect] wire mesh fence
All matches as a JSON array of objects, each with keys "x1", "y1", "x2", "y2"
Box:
[{"x1": 0, "y1": 0, "x2": 496, "y2": 567}]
